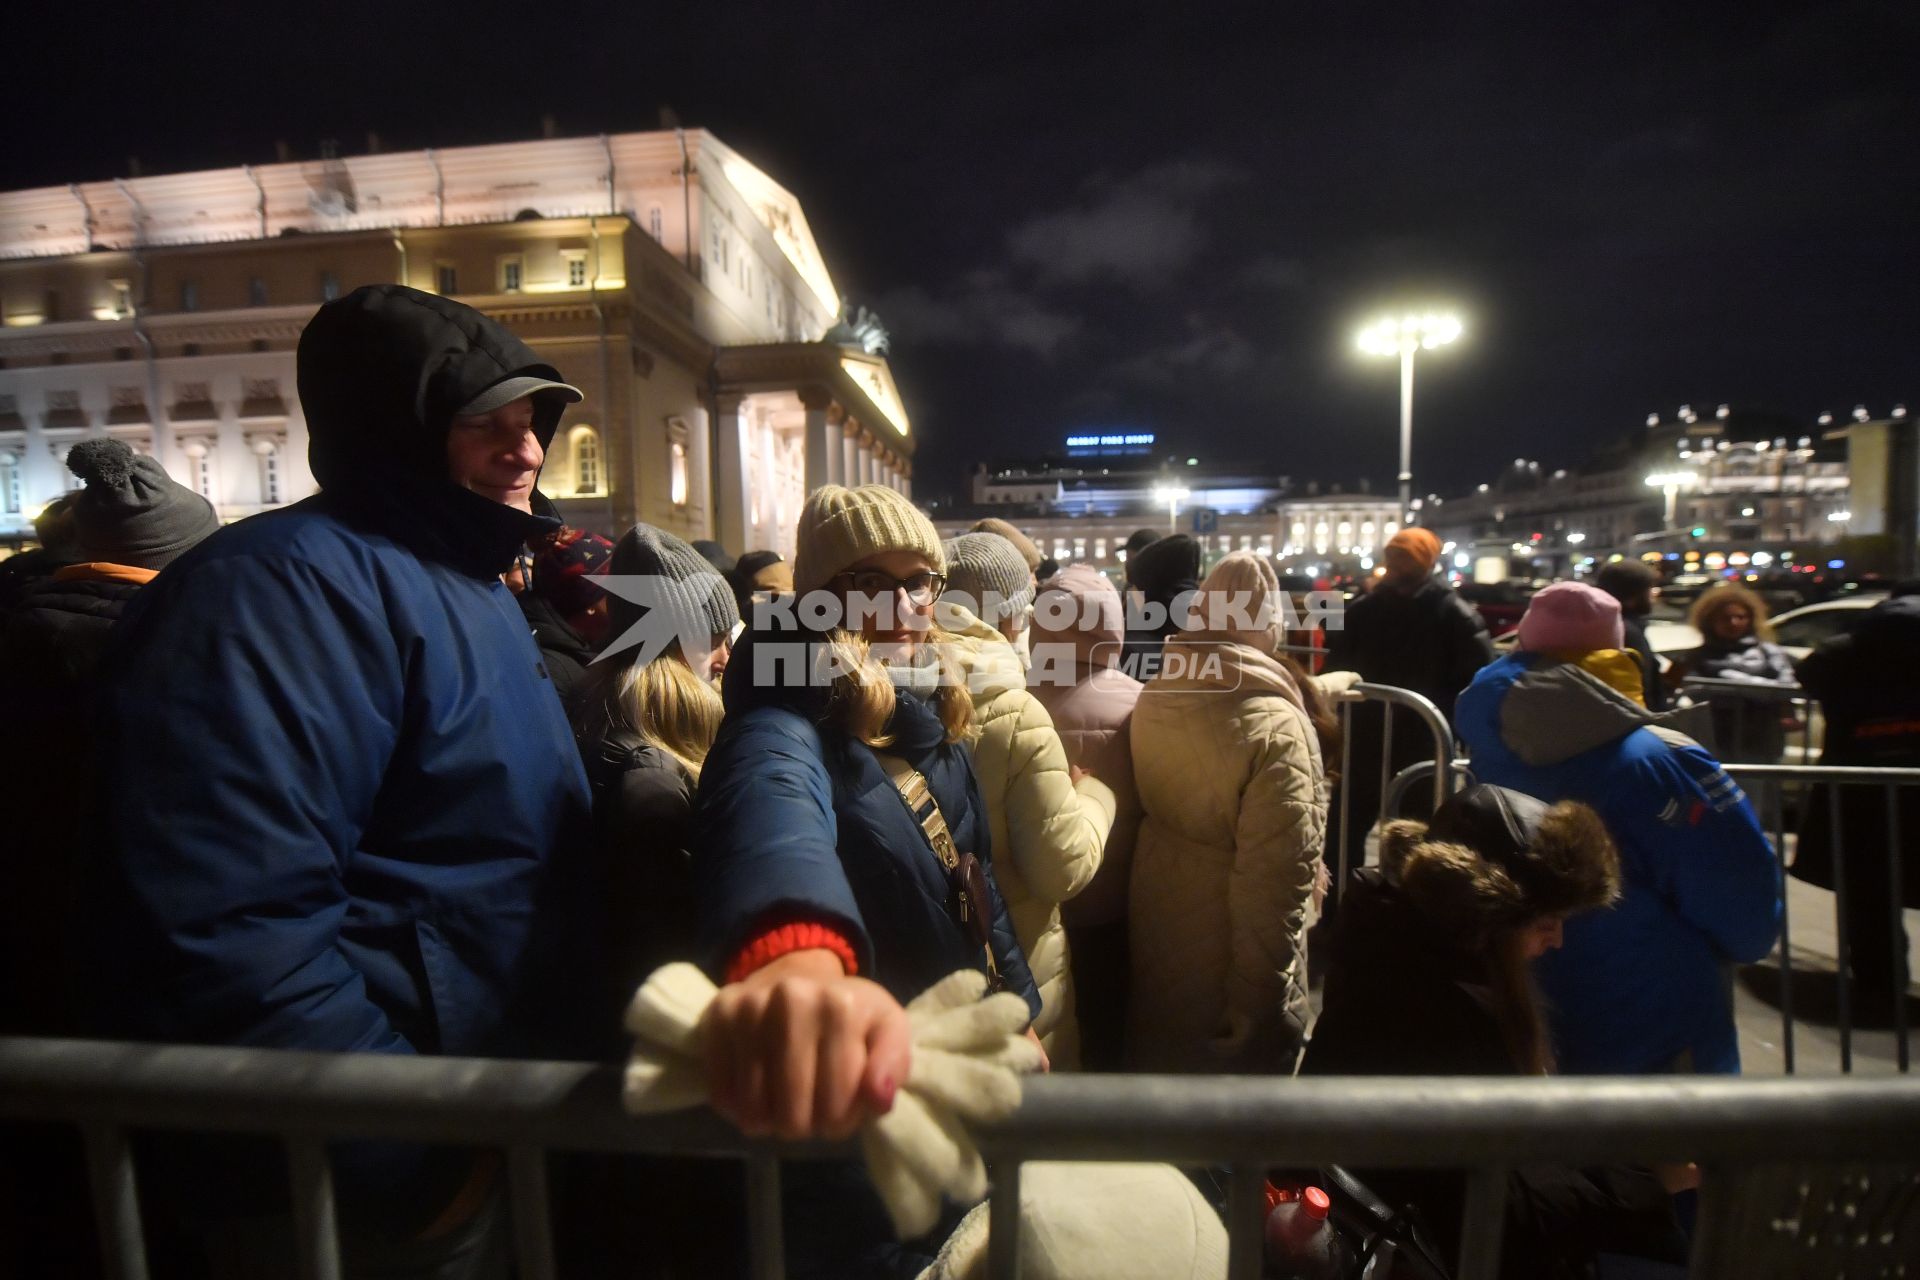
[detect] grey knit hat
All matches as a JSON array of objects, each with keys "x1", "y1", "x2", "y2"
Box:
[
  {"x1": 65, "y1": 439, "x2": 221, "y2": 569},
  {"x1": 944, "y1": 531, "x2": 1036, "y2": 626},
  {"x1": 606, "y1": 523, "x2": 740, "y2": 656}
]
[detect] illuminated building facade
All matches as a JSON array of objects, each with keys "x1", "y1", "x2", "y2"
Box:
[
  {"x1": 0, "y1": 130, "x2": 914, "y2": 559},
  {"x1": 935, "y1": 439, "x2": 1399, "y2": 571}
]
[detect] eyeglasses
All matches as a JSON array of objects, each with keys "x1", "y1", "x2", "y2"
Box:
[{"x1": 835, "y1": 569, "x2": 946, "y2": 606}]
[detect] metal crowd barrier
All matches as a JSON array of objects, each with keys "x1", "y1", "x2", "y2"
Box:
[
  {"x1": 1725, "y1": 763, "x2": 1920, "y2": 1077},
  {"x1": 1329, "y1": 683, "x2": 1457, "y2": 893},
  {"x1": 4, "y1": 1037, "x2": 1919, "y2": 1280},
  {"x1": 1677, "y1": 677, "x2": 1818, "y2": 767}
]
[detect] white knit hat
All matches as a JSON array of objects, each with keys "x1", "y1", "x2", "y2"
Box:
[{"x1": 792, "y1": 484, "x2": 946, "y2": 596}]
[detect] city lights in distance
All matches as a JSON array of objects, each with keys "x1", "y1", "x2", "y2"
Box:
[
  {"x1": 1566, "y1": 532, "x2": 1587, "y2": 544},
  {"x1": 1356, "y1": 312, "x2": 1463, "y2": 356},
  {"x1": 1645, "y1": 472, "x2": 1696, "y2": 488},
  {"x1": 1828, "y1": 510, "x2": 1852, "y2": 523}
]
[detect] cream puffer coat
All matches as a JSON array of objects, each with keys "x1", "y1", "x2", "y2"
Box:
[
  {"x1": 1126, "y1": 635, "x2": 1330, "y2": 1074},
  {"x1": 942, "y1": 610, "x2": 1118, "y2": 1068}
]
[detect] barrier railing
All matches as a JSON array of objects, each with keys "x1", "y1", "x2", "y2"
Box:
[
  {"x1": 1678, "y1": 676, "x2": 1818, "y2": 766},
  {"x1": 1329, "y1": 684, "x2": 1457, "y2": 895},
  {"x1": 4, "y1": 1036, "x2": 1919, "y2": 1280},
  {"x1": 1724, "y1": 763, "x2": 1919, "y2": 1077}
]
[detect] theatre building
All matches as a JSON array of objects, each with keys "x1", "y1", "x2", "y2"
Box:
[{"x1": 0, "y1": 129, "x2": 913, "y2": 561}]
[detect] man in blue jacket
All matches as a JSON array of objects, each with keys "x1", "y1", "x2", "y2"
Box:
[
  {"x1": 1455, "y1": 582, "x2": 1780, "y2": 1075},
  {"x1": 83, "y1": 285, "x2": 599, "y2": 1265}
]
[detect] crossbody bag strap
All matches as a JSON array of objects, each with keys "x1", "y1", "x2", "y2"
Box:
[{"x1": 875, "y1": 752, "x2": 1002, "y2": 989}]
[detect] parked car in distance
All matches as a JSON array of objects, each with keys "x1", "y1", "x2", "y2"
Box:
[{"x1": 1457, "y1": 580, "x2": 1536, "y2": 639}]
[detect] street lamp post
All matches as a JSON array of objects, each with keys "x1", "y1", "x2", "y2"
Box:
[
  {"x1": 1151, "y1": 483, "x2": 1190, "y2": 535},
  {"x1": 1358, "y1": 312, "x2": 1463, "y2": 527},
  {"x1": 1645, "y1": 471, "x2": 1696, "y2": 530}
]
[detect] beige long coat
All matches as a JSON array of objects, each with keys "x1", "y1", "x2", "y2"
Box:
[{"x1": 1125, "y1": 636, "x2": 1329, "y2": 1074}]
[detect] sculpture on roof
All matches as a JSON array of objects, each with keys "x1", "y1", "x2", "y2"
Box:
[{"x1": 825, "y1": 300, "x2": 890, "y2": 356}]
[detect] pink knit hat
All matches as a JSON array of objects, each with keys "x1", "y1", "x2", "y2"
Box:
[{"x1": 1515, "y1": 581, "x2": 1625, "y2": 653}]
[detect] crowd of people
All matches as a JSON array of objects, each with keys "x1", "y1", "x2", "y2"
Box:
[{"x1": 0, "y1": 284, "x2": 1906, "y2": 1279}]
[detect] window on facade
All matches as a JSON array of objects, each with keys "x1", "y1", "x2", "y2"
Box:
[
  {"x1": 1, "y1": 452, "x2": 21, "y2": 514},
  {"x1": 435, "y1": 263, "x2": 458, "y2": 295},
  {"x1": 574, "y1": 427, "x2": 601, "y2": 495},
  {"x1": 648, "y1": 205, "x2": 664, "y2": 241},
  {"x1": 566, "y1": 254, "x2": 588, "y2": 288},
  {"x1": 248, "y1": 277, "x2": 268, "y2": 306},
  {"x1": 180, "y1": 281, "x2": 198, "y2": 312},
  {"x1": 500, "y1": 258, "x2": 523, "y2": 292},
  {"x1": 321, "y1": 271, "x2": 340, "y2": 302},
  {"x1": 259, "y1": 447, "x2": 282, "y2": 504},
  {"x1": 181, "y1": 442, "x2": 216, "y2": 502},
  {"x1": 670, "y1": 442, "x2": 689, "y2": 506},
  {"x1": 110, "y1": 280, "x2": 133, "y2": 317},
  {"x1": 666, "y1": 417, "x2": 691, "y2": 507},
  {"x1": 743, "y1": 261, "x2": 752, "y2": 296}
]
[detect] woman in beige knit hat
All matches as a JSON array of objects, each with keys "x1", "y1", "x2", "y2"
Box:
[{"x1": 696, "y1": 484, "x2": 1043, "y2": 1277}]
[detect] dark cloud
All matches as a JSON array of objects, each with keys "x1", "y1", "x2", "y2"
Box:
[
  {"x1": 876, "y1": 269, "x2": 1080, "y2": 358},
  {"x1": 1006, "y1": 161, "x2": 1246, "y2": 290}
]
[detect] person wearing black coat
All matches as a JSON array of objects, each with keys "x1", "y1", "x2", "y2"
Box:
[
  {"x1": 1121, "y1": 531, "x2": 1200, "y2": 681},
  {"x1": 1792, "y1": 585, "x2": 1920, "y2": 1013},
  {"x1": 1305, "y1": 785, "x2": 1690, "y2": 1279},
  {"x1": 0, "y1": 439, "x2": 219, "y2": 1280},
  {"x1": 1596, "y1": 561, "x2": 1669, "y2": 711},
  {"x1": 1322, "y1": 530, "x2": 1495, "y2": 881},
  {"x1": 564, "y1": 523, "x2": 743, "y2": 1280}
]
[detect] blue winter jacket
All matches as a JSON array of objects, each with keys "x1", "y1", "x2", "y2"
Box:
[
  {"x1": 696, "y1": 625, "x2": 1039, "y2": 1018},
  {"x1": 82, "y1": 286, "x2": 599, "y2": 1221},
  {"x1": 1456, "y1": 653, "x2": 1780, "y2": 1074},
  {"x1": 696, "y1": 626, "x2": 1039, "y2": 1279}
]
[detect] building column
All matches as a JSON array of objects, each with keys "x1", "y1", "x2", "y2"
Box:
[
  {"x1": 713, "y1": 393, "x2": 752, "y2": 556},
  {"x1": 857, "y1": 436, "x2": 876, "y2": 487},
  {"x1": 800, "y1": 385, "x2": 836, "y2": 495},
  {"x1": 841, "y1": 422, "x2": 860, "y2": 490}
]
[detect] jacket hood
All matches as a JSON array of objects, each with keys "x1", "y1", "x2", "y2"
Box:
[
  {"x1": 1033, "y1": 563, "x2": 1126, "y2": 670},
  {"x1": 297, "y1": 284, "x2": 565, "y2": 576},
  {"x1": 1153, "y1": 634, "x2": 1308, "y2": 707},
  {"x1": 1489, "y1": 652, "x2": 1705, "y2": 767},
  {"x1": 934, "y1": 606, "x2": 1029, "y2": 702},
  {"x1": 1856, "y1": 593, "x2": 1920, "y2": 655}
]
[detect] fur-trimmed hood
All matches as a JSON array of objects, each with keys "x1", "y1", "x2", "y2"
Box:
[{"x1": 1378, "y1": 786, "x2": 1620, "y2": 945}]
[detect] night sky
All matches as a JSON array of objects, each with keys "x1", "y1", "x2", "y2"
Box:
[{"x1": 7, "y1": 1, "x2": 1914, "y2": 503}]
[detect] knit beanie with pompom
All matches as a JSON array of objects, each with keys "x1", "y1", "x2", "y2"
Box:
[{"x1": 65, "y1": 438, "x2": 221, "y2": 569}]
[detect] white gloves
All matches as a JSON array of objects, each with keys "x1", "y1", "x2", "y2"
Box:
[{"x1": 622, "y1": 963, "x2": 1044, "y2": 1238}]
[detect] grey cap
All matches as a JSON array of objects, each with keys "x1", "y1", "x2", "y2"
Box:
[{"x1": 456, "y1": 374, "x2": 584, "y2": 418}]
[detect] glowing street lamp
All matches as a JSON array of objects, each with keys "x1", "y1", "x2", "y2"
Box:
[
  {"x1": 1151, "y1": 483, "x2": 1190, "y2": 534},
  {"x1": 1645, "y1": 471, "x2": 1697, "y2": 528},
  {"x1": 1356, "y1": 312, "x2": 1464, "y2": 526}
]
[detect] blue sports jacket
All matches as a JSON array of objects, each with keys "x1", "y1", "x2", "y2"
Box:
[{"x1": 1456, "y1": 653, "x2": 1780, "y2": 1074}]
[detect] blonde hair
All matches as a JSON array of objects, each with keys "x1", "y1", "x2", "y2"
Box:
[
  {"x1": 576, "y1": 642, "x2": 725, "y2": 777},
  {"x1": 820, "y1": 626, "x2": 972, "y2": 747},
  {"x1": 1689, "y1": 582, "x2": 1775, "y2": 642}
]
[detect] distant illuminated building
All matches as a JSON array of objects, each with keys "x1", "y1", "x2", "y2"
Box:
[
  {"x1": 0, "y1": 130, "x2": 912, "y2": 556},
  {"x1": 931, "y1": 441, "x2": 1399, "y2": 570}
]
